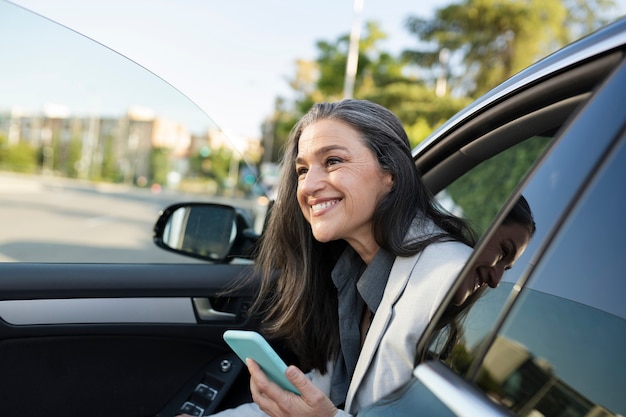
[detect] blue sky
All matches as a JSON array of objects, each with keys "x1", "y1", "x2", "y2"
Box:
[
  {"x1": 6, "y1": 0, "x2": 626, "y2": 141},
  {"x1": 4, "y1": 0, "x2": 453, "y2": 139}
]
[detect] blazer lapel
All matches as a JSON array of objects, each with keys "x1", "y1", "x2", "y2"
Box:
[{"x1": 343, "y1": 252, "x2": 420, "y2": 412}]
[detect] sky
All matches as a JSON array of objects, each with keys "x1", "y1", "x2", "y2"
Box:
[
  {"x1": 7, "y1": 0, "x2": 449, "y2": 141},
  {"x1": 6, "y1": 0, "x2": 626, "y2": 143}
]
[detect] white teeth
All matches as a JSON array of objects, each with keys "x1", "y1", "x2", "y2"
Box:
[
  {"x1": 312, "y1": 200, "x2": 338, "y2": 212},
  {"x1": 473, "y1": 275, "x2": 482, "y2": 291}
]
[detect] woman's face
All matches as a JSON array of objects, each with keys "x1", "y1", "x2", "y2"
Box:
[
  {"x1": 453, "y1": 222, "x2": 532, "y2": 305},
  {"x1": 295, "y1": 119, "x2": 393, "y2": 263}
]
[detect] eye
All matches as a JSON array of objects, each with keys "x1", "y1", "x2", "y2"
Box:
[
  {"x1": 500, "y1": 245, "x2": 511, "y2": 261},
  {"x1": 296, "y1": 166, "x2": 308, "y2": 178},
  {"x1": 325, "y1": 157, "x2": 343, "y2": 167}
]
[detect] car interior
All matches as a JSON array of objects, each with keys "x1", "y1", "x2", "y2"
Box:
[{"x1": 2, "y1": 2, "x2": 625, "y2": 416}]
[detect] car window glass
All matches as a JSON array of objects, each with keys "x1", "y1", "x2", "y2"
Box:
[
  {"x1": 425, "y1": 135, "x2": 551, "y2": 372},
  {"x1": 0, "y1": 2, "x2": 264, "y2": 263},
  {"x1": 473, "y1": 135, "x2": 626, "y2": 417},
  {"x1": 436, "y1": 135, "x2": 549, "y2": 237}
]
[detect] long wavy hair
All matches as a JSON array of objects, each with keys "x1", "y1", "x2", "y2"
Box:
[{"x1": 252, "y1": 99, "x2": 474, "y2": 373}]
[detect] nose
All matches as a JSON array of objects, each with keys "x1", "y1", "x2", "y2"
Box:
[
  {"x1": 298, "y1": 165, "x2": 326, "y2": 196},
  {"x1": 487, "y1": 263, "x2": 506, "y2": 288}
]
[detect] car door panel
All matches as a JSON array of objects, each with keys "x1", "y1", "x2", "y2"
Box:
[{"x1": 0, "y1": 263, "x2": 260, "y2": 416}]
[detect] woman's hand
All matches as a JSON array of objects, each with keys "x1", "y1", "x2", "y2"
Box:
[{"x1": 247, "y1": 358, "x2": 338, "y2": 417}]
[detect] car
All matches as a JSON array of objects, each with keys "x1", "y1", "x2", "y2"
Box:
[
  {"x1": 355, "y1": 15, "x2": 626, "y2": 417},
  {"x1": 1, "y1": 2, "x2": 625, "y2": 417}
]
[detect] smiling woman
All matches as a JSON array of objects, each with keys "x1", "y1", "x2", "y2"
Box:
[{"x1": 207, "y1": 99, "x2": 475, "y2": 417}]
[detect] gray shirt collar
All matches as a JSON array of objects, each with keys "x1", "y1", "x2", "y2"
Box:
[
  {"x1": 329, "y1": 245, "x2": 395, "y2": 406},
  {"x1": 331, "y1": 246, "x2": 394, "y2": 315}
]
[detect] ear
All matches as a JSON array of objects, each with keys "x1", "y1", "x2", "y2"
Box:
[{"x1": 383, "y1": 172, "x2": 394, "y2": 193}]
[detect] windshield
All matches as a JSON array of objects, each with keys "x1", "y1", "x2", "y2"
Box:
[{"x1": 0, "y1": 1, "x2": 266, "y2": 263}]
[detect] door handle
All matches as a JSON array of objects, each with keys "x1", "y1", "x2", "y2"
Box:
[{"x1": 193, "y1": 298, "x2": 237, "y2": 321}]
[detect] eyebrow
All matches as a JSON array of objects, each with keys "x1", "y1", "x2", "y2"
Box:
[{"x1": 295, "y1": 144, "x2": 350, "y2": 165}]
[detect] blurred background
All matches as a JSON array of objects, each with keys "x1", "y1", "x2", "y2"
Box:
[
  {"x1": 3, "y1": 0, "x2": 626, "y2": 192},
  {"x1": 1, "y1": 0, "x2": 624, "y2": 262}
]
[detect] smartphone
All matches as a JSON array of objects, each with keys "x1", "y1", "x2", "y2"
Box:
[{"x1": 223, "y1": 330, "x2": 301, "y2": 395}]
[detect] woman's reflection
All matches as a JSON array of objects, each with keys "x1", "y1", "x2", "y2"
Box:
[
  {"x1": 453, "y1": 195, "x2": 536, "y2": 306},
  {"x1": 427, "y1": 196, "x2": 536, "y2": 363}
]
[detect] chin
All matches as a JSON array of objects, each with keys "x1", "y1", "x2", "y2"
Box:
[{"x1": 313, "y1": 235, "x2": 334, "y2": 243}]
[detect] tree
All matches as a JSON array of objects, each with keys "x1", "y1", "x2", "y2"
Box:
[
  {"x1": 0, "y1": 135, "x2": 38, "y2": 174},
  {"x1": 404, "y1": 0, "x2": 618, "y2": 98},
  {"x1": 264, "y1": 21, "x2": 470, "y2": 159},
  {"x1": 149, "y1": 147, "x2": 169, "y2": 186}
]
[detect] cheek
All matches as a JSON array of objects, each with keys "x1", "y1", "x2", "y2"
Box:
[
  {"x1": 476, "y1": 248, "x2": 500, "y2": 267},
  {"x1": 296, "y1": 191, "x2": 311, "y2": 221}
]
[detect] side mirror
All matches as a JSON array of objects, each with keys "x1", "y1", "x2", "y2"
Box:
[{"x1": 153, "y1": 202, "x2": 258, "y2": 263}]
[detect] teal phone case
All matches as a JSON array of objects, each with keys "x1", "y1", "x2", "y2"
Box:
[{"x1": 223, "y1": 330, "x2": 301, "y2": 395}]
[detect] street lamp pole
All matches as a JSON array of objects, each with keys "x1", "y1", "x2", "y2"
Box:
[{"x1": 343, "y1": 0, "x2": 363, "y2": 99}]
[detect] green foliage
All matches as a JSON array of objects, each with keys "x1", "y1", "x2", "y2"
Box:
[
  {"x1": 449, "y1": 342, "x2": 475, "y2": 375},
  {"x1": 0, "y1": 135, "x2": 38, "y2": 173},
  {"x1": 99, "y1": 135, "x2": 123, "y2": 183},
  {"x1": 446, "y1": 136, "x2": 550, "y2": 235},
  {"x1": 404, "y1": 0, "x2": 617, "y2": 97},
  {"x1": 45, "y1": 134, "x2": 82, "y2": 177},
  {"x1": 266, "y1": 21, "x2": 460, "y2": 161},
  {"x1": 263, "y1": 0, "x2": 621, "y2": 163},
  {"x1": 149, "y1": 147, "x2": 169, "y2": 186},
  {"x1": 66, "y1": 137, "x2": 82, "y2": 178},
  {"x1": 361, "y1": 80, "x2": 471, "y2": 146},
  {"x1": 188, "y1": 146, "x2": 233, "y2": 194}
]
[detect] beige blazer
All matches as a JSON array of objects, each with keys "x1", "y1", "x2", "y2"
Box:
[
  {"x1": 213, "y1": 232, "x2": 472, "y2": 417},
  {"x1": 312, "y1": 239, "x2": 472, "y2": 416}
]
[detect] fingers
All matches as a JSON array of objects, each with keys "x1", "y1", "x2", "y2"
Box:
[
  {"x1": 247, "y1": 358, "x2": 285, "y2": 415},
  {"x1": 285, "y1": 365, "x2": 310, "y2": 395},
  {"x1": 247, "y1": 359, "x2": 337, "y2": 417},
  {"x1": 286, "y1": 366, "x2": 337, "y2": 414}
]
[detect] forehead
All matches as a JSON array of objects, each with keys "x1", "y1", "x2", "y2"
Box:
[
  {"x1": 297, "y1": 119, "x2": 365, "y2": 152},
  {"x1": 497, "y1": 223, "x2": 532, "y2": 247}
]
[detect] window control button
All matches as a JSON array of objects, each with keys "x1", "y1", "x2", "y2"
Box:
[
  {"x1": 195, "y1": 383, "x2": 218, "y2": 401},
  {"x1": 180, "y1": 401, "x2": 204, "y2": 416}
]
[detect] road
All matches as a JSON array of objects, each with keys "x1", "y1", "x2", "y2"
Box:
[{"x1": 0, "y1": 172, "x2": 262, "y2": 263}]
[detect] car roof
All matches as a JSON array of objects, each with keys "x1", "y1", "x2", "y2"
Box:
[{"x1": 413, "y1": 16, "x2": 626, "y2": 159}]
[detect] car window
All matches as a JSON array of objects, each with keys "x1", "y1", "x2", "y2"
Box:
[
  {"x1": 437, "y1": 135, "x2": 550, "y2": 236},
  {"x1": 474, "y1": 135, "x2": 626, "y2": 417},
  {"x1": 0, "y1": 2, "x2": 265, "y2": 263},
  {"x1": 419, "y1": 44, "x2": 624, "y2": 408},
  {"x1": 425, "y1": 134, "x2": 552, "y2": 374}
]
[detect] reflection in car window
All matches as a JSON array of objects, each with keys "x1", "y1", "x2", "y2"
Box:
[
  {"x1": 476, "y1": 137, "x2": 626, "y2": 416},
  {"x1": 425, "y1": 135, "x2": 550, "y2": 373},
  {"x1": 426, "y1": 194, "x2": 537, "y2": 373}
]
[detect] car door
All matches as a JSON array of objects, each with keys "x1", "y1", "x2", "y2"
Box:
[
  {"x1": 358, "y1": 17, "x2": 626, "y2": 417},
  {"x1": 0, "y1": 3, "x2": 266, "y2": 416}
]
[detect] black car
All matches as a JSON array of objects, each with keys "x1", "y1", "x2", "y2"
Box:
[{"x1": 1, "y1": 1, "x2": 624, "y2": 417}]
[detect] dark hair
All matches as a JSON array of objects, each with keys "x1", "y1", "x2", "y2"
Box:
[
  {"x1": 253, "y1": 99, "x2": 474, "y2": 372},
  {"x1": 502, "y1": 194, "x2": 536, "y2": 237}
]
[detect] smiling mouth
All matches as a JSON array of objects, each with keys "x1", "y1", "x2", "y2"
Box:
[
  {"x1": 473, "y1": 274, "x2": 486, "y2": 292},
  {"x1": 312, "y1": 200, "x2": 339, "y2": 214}
]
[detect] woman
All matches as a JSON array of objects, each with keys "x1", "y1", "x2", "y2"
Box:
[{"x1": 209, "y1": 99, "x2": 474, "y2": 417}]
